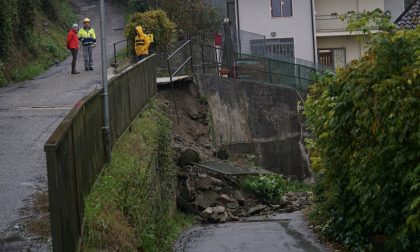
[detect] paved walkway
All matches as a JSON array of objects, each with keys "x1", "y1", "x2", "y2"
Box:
[
  {"x1": 174, "y1": 211, "x2": 331, "y2": 252},
  {"x1": 0, "y1": 0, "x2": 125, "y2": 248}
]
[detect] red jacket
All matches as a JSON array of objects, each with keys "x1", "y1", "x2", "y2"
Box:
[{"x1": 67, "y1": 29, "x2": 79, "y2": 49}]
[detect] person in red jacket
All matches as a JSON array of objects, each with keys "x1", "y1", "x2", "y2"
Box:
[{"x1": 67, "y1": 23, "x2": 80, "y2": 74}]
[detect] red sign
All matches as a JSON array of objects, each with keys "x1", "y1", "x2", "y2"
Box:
[{"x1": 214, "y1": 33, "x2": 222, "y2": 46}]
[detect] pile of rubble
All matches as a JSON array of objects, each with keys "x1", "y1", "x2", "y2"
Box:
[{"x1": 177, "y1": 166, "x2": 313, "y2": 223}]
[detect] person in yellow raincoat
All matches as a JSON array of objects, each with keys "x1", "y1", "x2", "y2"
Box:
[{"x1": 134, "y1": 26, "x2": 151, "y2": 62}]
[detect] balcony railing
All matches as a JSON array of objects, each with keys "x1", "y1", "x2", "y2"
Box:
[{"x1": 316, "y1": 15, "x2": 348, "y2": 33}]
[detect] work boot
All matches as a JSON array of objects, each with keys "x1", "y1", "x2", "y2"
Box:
[
  {"x1": 85, "y1": 67, "x2": 89, "y2": 71},
  {"x1": 71, "y1": 71, "x2": 80, "y2": 74},
  {"x1": 89, "y1": 67, "x2": 93, "y2": 71}
]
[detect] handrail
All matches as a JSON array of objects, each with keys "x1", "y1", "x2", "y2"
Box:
[
  {"x1": 167, "y1": 40, "x2": 191, "y2": 59},
  {"x1": 166, "y1": 40, "x2": 194, "y2": 123}
]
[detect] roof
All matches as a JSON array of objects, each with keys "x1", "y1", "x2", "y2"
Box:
[{"x1": 395, "y1": 0, "x2": 420, "y2": 29}]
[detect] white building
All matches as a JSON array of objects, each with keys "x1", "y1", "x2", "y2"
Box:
[{"x1": 212, "y1": 0, "x2": 412, "y2": 68}]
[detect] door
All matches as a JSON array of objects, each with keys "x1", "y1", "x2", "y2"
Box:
[{"x1": 318, "y1": 49, "x2": 333, "y2": 67}]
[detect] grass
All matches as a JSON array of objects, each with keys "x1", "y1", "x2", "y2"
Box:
[
  {"x1": 0, "y1": 1, "x2": 76, "y2": 86},
  {"x1": 82, "y1": 100, "x2": 194, "y2": 251}
]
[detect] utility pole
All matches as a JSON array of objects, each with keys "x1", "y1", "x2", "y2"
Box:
[{"x1": 99, "y1": 0, "x2": 111, "y2": 162}]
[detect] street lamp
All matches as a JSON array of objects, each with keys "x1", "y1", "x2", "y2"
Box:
[{"x1": 99, "y1": 0, "x2": 111, "y2": 162}]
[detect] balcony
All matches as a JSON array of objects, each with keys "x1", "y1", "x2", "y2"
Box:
[
  {"x1": 316, "y1": 15, "x2": 348, "y2": 33},
  {"x1": 316, "y1": 15, "x2": 378, "y2": 35}
]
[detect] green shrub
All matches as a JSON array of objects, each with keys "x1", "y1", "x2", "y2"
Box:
[
  {"x1": 305, "y1": 26, "x2": 420, "y2": 250},
  {"x1": 125, "y1": 9, "x2": 177, "y2": 53},
  {"x1": 240, "y1": 174, "x2": 308, "y2": 204}
]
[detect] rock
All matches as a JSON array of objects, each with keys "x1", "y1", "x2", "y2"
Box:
[
  {"x1": 203, "y1": 144, "x2": 212, "y2": 149},
  {"x1": 277, "y1": 208, "x2": 287, "y2": 213},
  {"x1": 219, "y1": 211, "x2": 229, "y2": 223},
  {"x1": 248, "y1": 205, "x2": 267, "y2": 215},
  {"x1": 195, "y1": 190, "x2": 218, "y2": 209},
  {"x1": 225, "y1": 202, "x2": 239, "y2": 209},
  {"x1": 179, "y1": 148, "x2": 200, "y2": 166},
  {"x1": 213, "y1": 186, "x2": 223, "y2": 192},
  {"x1": 218, "y1": 194, "x2": 234, "y2": 204},
  {"x1": 210, "y1": 177, "x2": 225, "y2": 187},
  {"x1": 196, "y1": 177, "x2": 212, "y2": 190},
  {"x1": 197, "y1": 173, "x2": 208, "y2": 179},
  {"x1": 214, "y1": 147, "x2": 229, "y2": 160},
  {"x1": 285, "y1": 206, "x2": 295, "y2": 213},
  {"x1": 208, "y1": 213, "x2": 221, "y2": 223},
  {"x1": 270, "y1": 205, "x2": 281, "y2": 210},
  {"x1": 211, "y1": 205, "x2": 226, "y2": 214},
  {"x1": 233, "y1": 190, "x2": 246, "y2": 205},
  {"x1": 202, "y1": 207, "x2": 213, "y2": 217},
  {"x1": 226, "y1": 210, "x2": 240, "y2": 221}
]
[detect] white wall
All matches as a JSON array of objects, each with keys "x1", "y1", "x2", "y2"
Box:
[
  {"x1": 385, "y1": 0, "x2": 405, "y2": 21},
  {"x1": 315, "y1": 0, "x2": 386, "y2": 15},
  {"x1": 317, "y1": 36, "x2": 369, "y2": 64},
  {"x1": 237, "y1": 0, "x2": 315, "y2": 62}
]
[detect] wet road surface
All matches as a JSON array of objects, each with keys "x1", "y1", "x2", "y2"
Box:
[
  {"x1": 0, "y1": 0, "x2": 125, "y2": 249},
  {"x1": 174, "y1": 211, "x2": 330, "y2": 252}
]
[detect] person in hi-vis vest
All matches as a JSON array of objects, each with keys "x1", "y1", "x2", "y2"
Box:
[{"x1": 78, "y1": 18, "x2": 97, "y2": 71}]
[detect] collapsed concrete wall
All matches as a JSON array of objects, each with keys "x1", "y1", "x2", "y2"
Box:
[{"x1": 193, "y1": 74, "x2": 311, "y2": 181}]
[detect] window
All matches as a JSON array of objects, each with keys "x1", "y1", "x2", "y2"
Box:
[
  {"x1": 271, "y1": 0, "x2": 293, "y2": 17},
  {"x1": 250, "y1": 38, "x2": 294, "y2": 58},
  {"x1": 318, "y1": 48, "x2": 346, "y2": 69}
]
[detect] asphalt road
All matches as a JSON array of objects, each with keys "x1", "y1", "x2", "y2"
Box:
[
  {"x1": 0, "y1": 0, "x2": 125, "y2": 246},
  {"x1": 174, "y1": 211, "x2": 331, "y2": 252}
]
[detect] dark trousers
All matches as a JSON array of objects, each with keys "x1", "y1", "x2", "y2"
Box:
[
  {"x1": 137, "y1": 54, "x2": 148, "y2": 62},
  {"x1": 70, "y1": 49, "x2": 78, "y2": 72}
]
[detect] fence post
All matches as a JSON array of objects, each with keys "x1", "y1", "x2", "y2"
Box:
[
  {"x1": 167, "y1": 59, "x2": 180, "y2": 124},
  {"x1": 268, "y1": 59, "x2": 273, "y2": 84},
  {"x1": 113, "y1": 43, "x2": 117, "y2": 65},
  {"x1": 297, "y1": 65, "x2": 301, "y2": 90},
  {"x1": 189, "y1": 41, "x2": 194, "y2": 74},
  {"x1": 201, "y1": 44, "x2": 205, "y2": 74}
]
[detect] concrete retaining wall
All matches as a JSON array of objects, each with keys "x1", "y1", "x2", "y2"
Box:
[{"x1": 194, "y1": 74, "x2": 311, "y2": 181}]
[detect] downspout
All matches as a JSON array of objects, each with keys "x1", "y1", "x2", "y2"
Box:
[
  {"x1": 310, "y1": 0, "x2": 317, "y2": 63},
  {"x1": 235, "y1": 0, "x2": 242, "y2": 53}
]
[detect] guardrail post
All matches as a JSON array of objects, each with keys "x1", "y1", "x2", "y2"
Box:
[{"x1": 268, "y1": 59, "x2": 273, "y2": 84}]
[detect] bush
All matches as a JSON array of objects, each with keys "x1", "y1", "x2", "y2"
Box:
[
  {"x1": 125, "y1": 9, "x2": 177, "y2": 53},
  {"x1": 240, "y1": 174, "x2": 307, "y2": 204},
  {"x1": 155, "y1": 0, "x2": 221, "y2": 39},
  {"x1": 305, "y1": 26, "x2": 420, "y2": 250}
]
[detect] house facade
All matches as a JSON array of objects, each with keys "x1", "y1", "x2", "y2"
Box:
[{"x1": 209, "y1": 0, "x2": 411, "y2": 68}]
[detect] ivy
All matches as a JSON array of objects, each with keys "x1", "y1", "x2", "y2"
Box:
[{"x1": 305, "y1": 25, "x2": 420, "y2": 250}]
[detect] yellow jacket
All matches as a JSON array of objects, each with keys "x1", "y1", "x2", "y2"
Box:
[
  {"x1": 78, "y1": 27, "x2": 96, "y2": 46},
  {"x1": 135, "y1": 26, "x2": 151, "y2": 56}
]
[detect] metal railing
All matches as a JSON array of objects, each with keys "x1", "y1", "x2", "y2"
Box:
[
  {"x1": 44, "y1": 55, "x2": 157, "y2": 252},
  {"x1": 112, "y1": 39, "x2": 130, "y2": 66},
  {"x1": 316, "y1": 15, "x2": 348, "y2": 33},
  {"x1": 165, "y1": 40, "x2": 194, "y2": 123},
  {"x1": 188, "y1": 42, "x2": 328, "y2": 91}
]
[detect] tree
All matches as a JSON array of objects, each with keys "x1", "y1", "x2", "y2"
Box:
[
  {"x1": 305, "y1": 17, "x2": 420, "y2": 251},
  {"x1": 125, "y1": 9, "x2": 177, "y2": 53}
]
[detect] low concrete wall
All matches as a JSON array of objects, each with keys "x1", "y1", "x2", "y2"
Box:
[{"x1": 194, "y1": 74, "x2": 311, "y2": 180}]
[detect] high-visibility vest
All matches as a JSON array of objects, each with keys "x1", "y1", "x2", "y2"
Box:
[{"x1": 78, "y1": 27, "x2": 96, "y2": 45}]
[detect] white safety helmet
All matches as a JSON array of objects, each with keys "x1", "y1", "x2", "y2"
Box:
[{"x1": 72, "y1": 23, "x2": 79, "y2": 29}]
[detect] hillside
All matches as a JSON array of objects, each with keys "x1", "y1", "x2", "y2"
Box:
[{"x1": 0, "y1": 0, "x2": 76, "y2": 86}]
